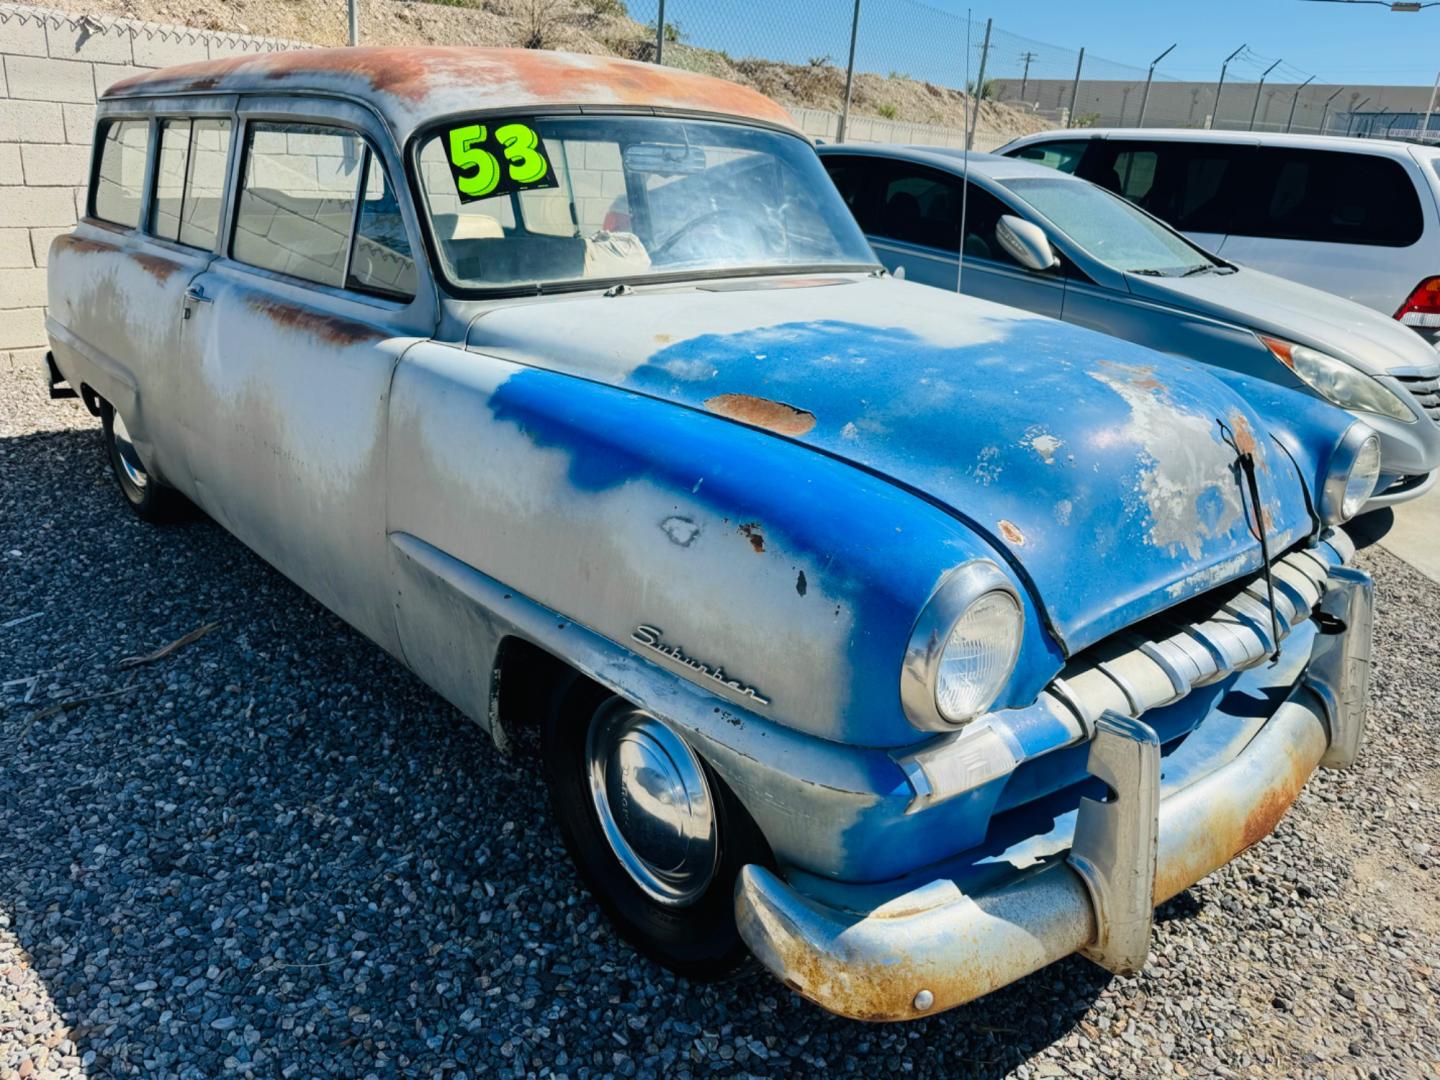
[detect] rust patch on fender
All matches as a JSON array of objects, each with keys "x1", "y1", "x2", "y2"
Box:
[
  {"x1": 1225, "y1": 410, "x2": 1268, "y2": 472},
  {"x1": 133, "y1": 253, "x2": 183, "y2": 283},
  {"x1": 739, "y1": 523, "x2": 766, "y2": 553},
  {"x1": 705, "y1": 393, "x2": 816, "y2": 436},
  {"x1": 998, "y1": 520, "x2": 1025, "y2": 546},
  {"x1": 245, "y1": 297, "x2": 377, "y2": 347}
]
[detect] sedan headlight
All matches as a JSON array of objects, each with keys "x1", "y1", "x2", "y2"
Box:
[
  {"x1": 901, "y1": 561, "x2": 1023, "y2": 731},
  {"x1": 1320, "y1": 422, "x2": 1383, "y2": 524},
  {"x1": 1260, "y1": 336, "x2": 1415, "y2": 423}
]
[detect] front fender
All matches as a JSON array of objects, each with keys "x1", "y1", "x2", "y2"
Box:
[{"x1": 385, "y1": 342, "x2": 1065, "y2": 749}]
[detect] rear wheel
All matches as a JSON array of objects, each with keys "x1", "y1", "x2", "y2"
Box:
[
  {"x1": 100, "y1": 401, "x2": 186, "y2": 522},
  {"x1": 542, "y1": 677, "x2": 770, "y2": 979}
]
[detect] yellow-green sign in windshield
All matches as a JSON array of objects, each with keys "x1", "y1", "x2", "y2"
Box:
[{"x1": 445, "y1": 120, "x2": 558, "y2": 203}]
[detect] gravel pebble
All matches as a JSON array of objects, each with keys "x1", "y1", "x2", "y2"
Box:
[{"x1": 2, "y1": 357, "x2": 1437, "y2": 1078}]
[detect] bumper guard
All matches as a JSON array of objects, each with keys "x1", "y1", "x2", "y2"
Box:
[{"x1": 735, "y1": 566, "x2": 1373, "y2": 1021}]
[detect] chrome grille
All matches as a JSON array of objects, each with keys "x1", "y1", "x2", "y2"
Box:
[
  {"x1": 1396, "y1": 372, "x2": 1440, "y2": 423},
  {"x1": 1043, "y1": 531, "x2": 1352, "y2": 736}
]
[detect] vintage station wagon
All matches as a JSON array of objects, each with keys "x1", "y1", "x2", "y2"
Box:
[{"x1": 46, "y1": 48, "x2": 1379, "y2": 1021}]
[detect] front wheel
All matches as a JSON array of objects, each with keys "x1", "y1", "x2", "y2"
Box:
[
  {"x1": 100, "y1": 401, "x2": 186, "y2": 522},
  {"x1": 542, "y1": 677, "x2": 771, "y2": 979}
]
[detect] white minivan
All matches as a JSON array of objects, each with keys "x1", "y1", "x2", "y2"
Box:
[{"x1": 997, "y1": 129, "x2": 1440, "y2": 346}]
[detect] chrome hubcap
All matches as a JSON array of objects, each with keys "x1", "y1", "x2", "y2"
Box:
[
  {"x1": 586, "y1": 699, "x2": 717, "y2": 907},
  {"x1": 110, "y1": 411, "x2": 148, "y2": 491}
]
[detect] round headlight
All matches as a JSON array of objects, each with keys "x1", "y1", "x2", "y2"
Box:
[
  {"x1": 901, "y1": 562, "x2": 1024, "y2": 731},
  {"x1": 1321, "y1": 423, "x2": 1383, "y2": 524},
  {"x1": 934, "y1": 590, "x2": 1023, "y2": 722},
  {"x1": 1261, "y1": 336, "x2": 1415, "y2": 423}
]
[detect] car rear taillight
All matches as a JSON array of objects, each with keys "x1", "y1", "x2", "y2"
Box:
[{"x1": 1395, "y1": 277, "x2": 1440, "y2": 329}]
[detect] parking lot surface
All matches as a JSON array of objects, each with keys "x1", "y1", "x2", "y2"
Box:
[{"x1": 2, "y1": 361, "x2": 1437, "y2": 1079}]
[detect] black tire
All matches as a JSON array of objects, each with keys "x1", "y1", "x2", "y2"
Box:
[
  {"x1": 100, "y1": 401, "x2": 187, "y2": 522},
  {"x1": 541, "y1": 676, "x2": 772, "y2": 980}
]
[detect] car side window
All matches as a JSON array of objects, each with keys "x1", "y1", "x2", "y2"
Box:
[
  {"x1": 152, "y1": 117, "x2": 233, "y2": 249},
  {"x1": 349, "y1": 150, "x2": 418, "y2": 298},
  {"x1": 1234, "y1": 148, "x2": 1423, "y2": 248},
  {"x1": 1082, "y1": 141, "x2": 1249, "y2": 235},
  {"x1": 868, "y1": 165, "x2": 962, "y2": 250},
  {"x1": 1010, "y1": 140, "x2": 1090, "y2": 175},
  {"x1": 232, "y1": 121, "x2": 415, "y2": 298},
  {"x1": 92, "y1": 119, "x2": 151, "y2": 228}
]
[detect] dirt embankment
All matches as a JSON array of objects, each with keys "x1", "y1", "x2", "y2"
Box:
[{"x1": 70, "y1": 0, "x2": 1047, "y2": 138}]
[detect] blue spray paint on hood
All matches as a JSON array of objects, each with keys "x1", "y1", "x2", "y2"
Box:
[{"x1": 467, "y1": 277, "x2": 1317, "y2": 653}]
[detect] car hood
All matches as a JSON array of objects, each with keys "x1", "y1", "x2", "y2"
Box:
[
  {"x1": 1126, "y1": 265, "x2": 1440, "y2": 376},
  {"x1": 465, "y1": 275, "x2": 1315, "y2": 653}
]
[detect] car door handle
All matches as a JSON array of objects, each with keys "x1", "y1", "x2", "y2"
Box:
[{"x1": 184, "y1": 284, "x2": 213, "y2": 304}]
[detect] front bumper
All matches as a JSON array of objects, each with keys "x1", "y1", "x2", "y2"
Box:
[{"x1": 734, "y1": 564, "x2": 1374, "y2": 1021}]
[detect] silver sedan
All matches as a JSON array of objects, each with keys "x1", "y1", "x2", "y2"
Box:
[{"x1": 818, "y1": 143, "x2": 1440, "y2": 510}]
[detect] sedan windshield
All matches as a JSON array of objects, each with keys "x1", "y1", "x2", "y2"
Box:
[
  {"x1": 999, "y1": 176, "x2": 1220, "y2": 277},
  {"x1": 414, "y1": 115, "x2": 877, "y2": 291}
]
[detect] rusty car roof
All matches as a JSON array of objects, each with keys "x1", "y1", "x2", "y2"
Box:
[{"x1": 103, "y1": 46, "x2": 801, "y2": 139}]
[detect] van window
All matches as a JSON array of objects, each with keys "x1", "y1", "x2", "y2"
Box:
[
  {"x1": 1234, "y1": 148, "x2": 1422, "y2": 247},
  {"x1": 232, "y1": 121, "x2": 414, "y2": 298},
  {"x1": 1010, "y1": 140, "x2": 1090, "y2": 175},
  {"x1": 151, "y1": 118, "x2": 232, "y2": 249},
  {"x1": 1081, "y1": 141, "x2": 1249, "y2": 235},
  {"x1": 93, "y1": 119, "x2": 150, "y2": 228}
]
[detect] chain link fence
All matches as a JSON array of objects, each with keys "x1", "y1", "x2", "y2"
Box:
[{"x1": 611, "y1": 0, "x2": 1435, "y2": 146}]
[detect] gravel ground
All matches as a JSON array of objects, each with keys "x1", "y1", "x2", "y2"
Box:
[{"x1": 2, "y1": 356, "x2": 1437, "y2": 1079}]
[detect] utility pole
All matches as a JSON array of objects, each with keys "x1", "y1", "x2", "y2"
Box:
[
  {"x1": 1423, "y1": 70, "x2": 1440, "y2": 143},
  {"x1": 1018, "y1": 51, "x2": 1038, "y2": 99},
  {"x1": 965, "y1": 17, "x2": 992, "y2": 150},
  {"x1": 655, "y1": 0, "x2": 666, "y2": 65},
  {"x1": 1067, "y1": 47, "x2": 1085, "y2": 127},
  {"x1": 837, "y1": 0, "x2": 862, "y2": 143},
  {"x1": 1248, "y1": 58, "x2": 1281, "y2": 131},
  {"x1": 1284, "y1": 74, "x2": 1314, "y2": 133},
  {"x1": 1318, "y1": 85, "x2": 1344, "y2": 135},
  {"x1": 1138, "y1": 42, "x2": 1176, "y2": 128},
  {"x1": 1209, "y1": 44, "x2": 1246, "y2": 129},
  {"x1": 347, "y1": 0, "x2": 358, "y2": 46}
]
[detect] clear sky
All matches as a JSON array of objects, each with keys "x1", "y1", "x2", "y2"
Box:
[{"x1": 936, "y1": 0, "x2": 1440, "y2": 86}]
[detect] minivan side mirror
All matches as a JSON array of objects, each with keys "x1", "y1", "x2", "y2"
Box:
[{"x1": 995, "y1": 215, "x2": 1059, "y2": 272}]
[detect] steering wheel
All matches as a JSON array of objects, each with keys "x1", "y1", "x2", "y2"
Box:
[{"x1": 651, "y1": 209, "x2": 742, "y2": 262}]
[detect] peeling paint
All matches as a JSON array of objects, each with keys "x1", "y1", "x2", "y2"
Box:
[
  {"x1": 999, "y1": 519, "x2": 1025, "y2": 546},
  {"x1": 971, "y1": 445, "x2": 1002, "y2": 485},
  {"x1": 739, "y1": 522, "x2": 766, "y2": 553},
  {"x1": 705, "y1": 393, "x2": 816, "y2": 436},
  {"x1": 1027, "y1": 432, "x2": 1063, "y2": 465},
  {"x1": 661, "y1": 515, "x2": 700, "y2": 546},
  {"x1": 1053, "y1": 499, "x2": 1073, "y2": 526},
  {"x1": 1088, "y1": 361, "x2": 1243, "y2": 561}
]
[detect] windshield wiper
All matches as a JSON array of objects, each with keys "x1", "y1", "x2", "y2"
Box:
[
  {"x1": 1129, "y1": 268, "x2": 1167, "y2": 276},
  {"x1": 1181, "y1": 265, "x2": 1216, "y2": 277}
]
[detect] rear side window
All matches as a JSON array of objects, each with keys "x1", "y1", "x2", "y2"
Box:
[
  {"x1": 1010, "y1": 140, "x2": 1090, "y2": 175},
  {"x1": 232, "y1": 121, "x2": 414, "y2": 297},
  {"x1": 152, "y1": 118, "x2": 233, "y2": 249},
  {"x1": 92, "y1": 120, "x2": 150, "y2": 228},
  {"x1": 1234, "y1": 148, "x2": 1423, "y2": 247},
  {"x1": 1080, "y1": 140, "x2": 1249, "y2": 235},
  {"x1": 872, "y1": 164, "x2": 963, "y2": 249}
]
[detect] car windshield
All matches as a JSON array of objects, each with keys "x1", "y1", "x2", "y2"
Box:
[
  {"x1": 414, "y1": 114, "x2": 877, "y2": 291},
  {"x1": 998, "y1": 176, "x2": 1218, "y2": 277}
]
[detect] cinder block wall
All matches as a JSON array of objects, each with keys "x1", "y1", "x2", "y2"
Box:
[{"x1": 0, "y1": 3, "x2": 305, "y2": 370}]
